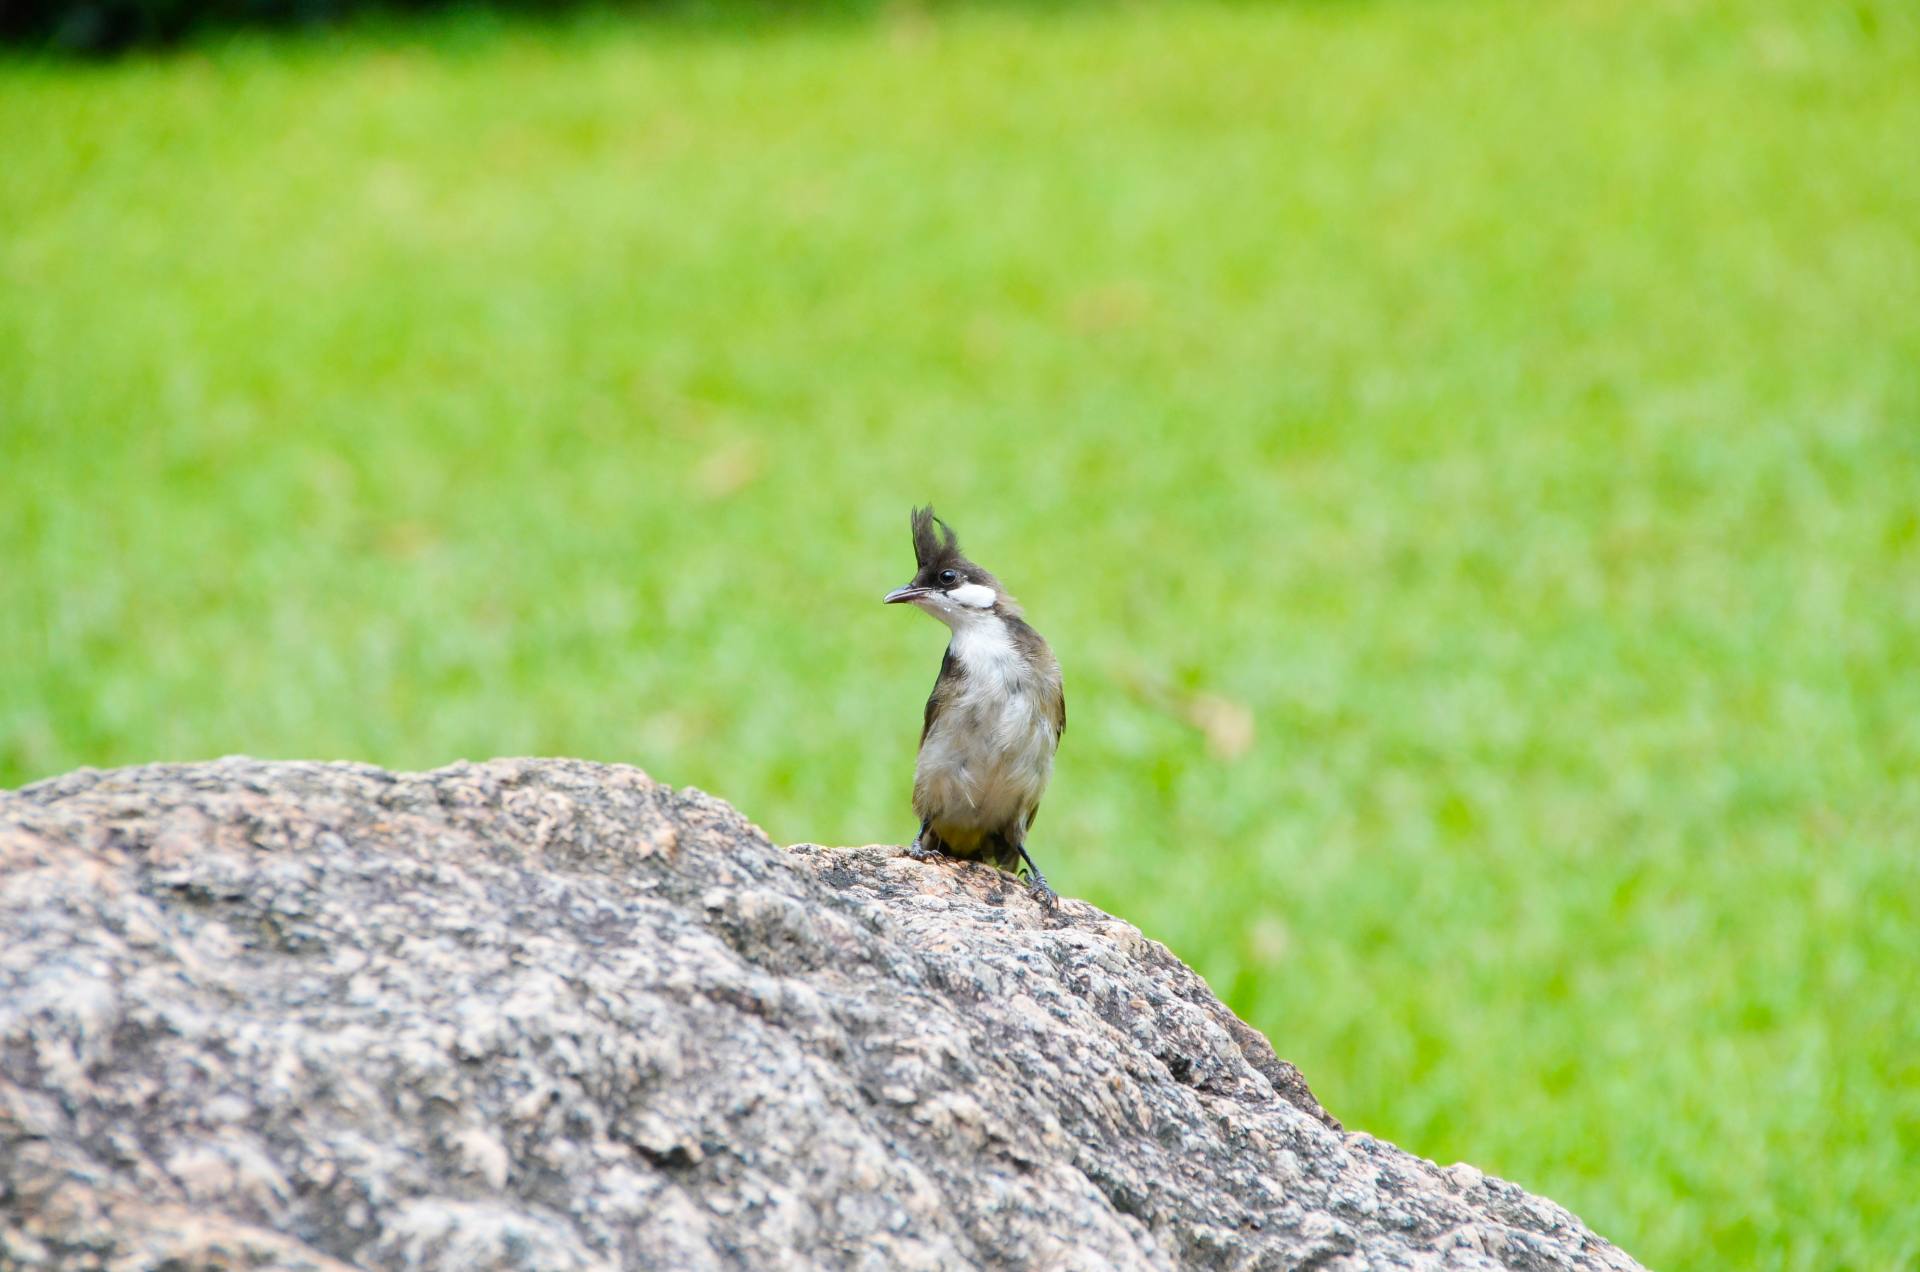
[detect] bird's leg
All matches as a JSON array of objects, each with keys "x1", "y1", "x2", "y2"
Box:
[
  {"x1": 1015, "y1": 843, "x2": 1059, "y2": 911},
  {"x1": 906, "y1": 818, "x2": 937, "y2": 861}
]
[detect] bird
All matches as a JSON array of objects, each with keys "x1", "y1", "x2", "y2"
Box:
[{"x1": 884, "y1": 506, "x2": 1065, "y2": 908}]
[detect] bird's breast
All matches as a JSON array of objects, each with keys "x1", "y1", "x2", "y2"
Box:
[{"x1": 913, "y1": 625, "x2": 1059, "y2": 836}]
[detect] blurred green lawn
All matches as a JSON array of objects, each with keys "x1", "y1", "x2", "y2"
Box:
[{"x1": 4, "y1": 0, "x2": 1918, "y2": 1265}]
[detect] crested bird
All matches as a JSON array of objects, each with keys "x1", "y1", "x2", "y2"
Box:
[{"x1": 884, "y1": 507, "x2": 1065, "y2": 908}]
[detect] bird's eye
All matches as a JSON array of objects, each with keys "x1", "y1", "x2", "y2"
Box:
[{"x1": 939, "y1": 569, "x2": 959, "y2": 586}]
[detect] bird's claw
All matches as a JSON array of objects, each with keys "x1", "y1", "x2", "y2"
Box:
[
  {"x1": 905, "y1": 838, "x2": 938, "y2": 861},
  {"x1": 1012, "y1": 845, "x2": 1058, "y2": 912}
]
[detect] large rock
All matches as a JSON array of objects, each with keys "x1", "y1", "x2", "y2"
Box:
[{"x1": 0, "y1": 758, "x2": 1640, "y2": 1271}]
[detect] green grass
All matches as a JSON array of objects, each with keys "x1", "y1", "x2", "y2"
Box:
[{"x1": 4, "y1": 0, "x2": 1918, "y2": 1265}]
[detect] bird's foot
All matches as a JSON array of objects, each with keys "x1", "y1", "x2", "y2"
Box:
[
  {"x1": 1013, "y1": 844, "x2": 1059, "y2": 913},
  {"x1": 905, "y1": 820, "x2": 938, "y2": 862}
]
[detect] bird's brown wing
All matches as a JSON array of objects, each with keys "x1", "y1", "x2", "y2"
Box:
[
  {"x1": 920, "y1": 647, "x2": 963, "y2": 746},
  {"x1": 1003, "y1": 615, "x2": 1065, "y2": 745},
  {"x1": 1024, "y1": 667, "x2": 1066, "y2": 839}
]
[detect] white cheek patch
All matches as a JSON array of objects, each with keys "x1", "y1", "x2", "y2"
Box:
[{"x1": 948, "y1": 583, "x2": 997, "y2": 610}]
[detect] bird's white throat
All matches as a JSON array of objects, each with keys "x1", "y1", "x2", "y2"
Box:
[{"x1": 947, "y1": 612, "x2": 1027, "y2": 693}]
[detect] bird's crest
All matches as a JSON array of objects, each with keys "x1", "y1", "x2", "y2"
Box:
[{"x1": 911, "y1": 505, "x2": 963, "y2": 572}]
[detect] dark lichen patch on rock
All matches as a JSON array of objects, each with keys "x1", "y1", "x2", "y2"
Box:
[{"x1": 1, "y1": 758, "x2": 1641, "y2": 1271}]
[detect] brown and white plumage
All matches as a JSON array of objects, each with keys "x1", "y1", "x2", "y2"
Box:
[{"x1": 885, "y1": 507, "x2": 1064, "y2": 904}]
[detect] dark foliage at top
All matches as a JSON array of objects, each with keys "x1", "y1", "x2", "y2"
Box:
[
  {"x1": 2, "y1": 0, "x2": 723, "y2": 51},
  {"x1": 3, "y1": 0, "x2": 885, "y2": 51},
  {"x1": 5, "y1": 0, "x2": 371, "y2": 50}
]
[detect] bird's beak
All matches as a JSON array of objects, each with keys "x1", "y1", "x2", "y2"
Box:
[{"x1": 884, "y1": 585, "x2": 931, "y2": 605}]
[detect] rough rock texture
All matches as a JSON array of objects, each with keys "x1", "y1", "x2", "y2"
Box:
[{"x1": 0, "y1": 758, "x2": 1642, "y2": 1271}]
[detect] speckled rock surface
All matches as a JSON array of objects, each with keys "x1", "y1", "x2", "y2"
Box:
[{"x1": 0, "y1": 758, "x2": 1641, "y2": 1271}]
